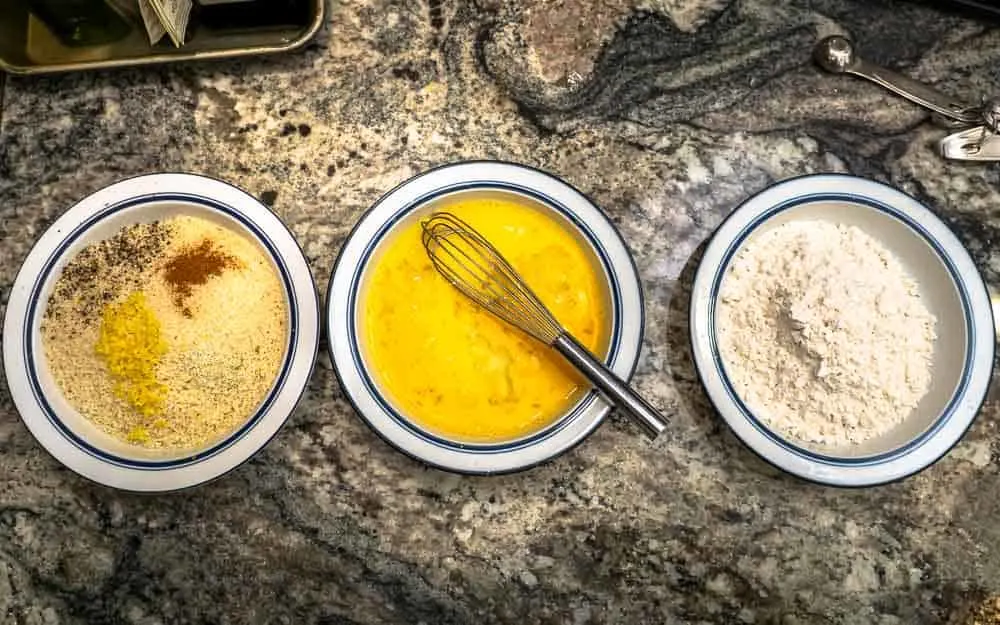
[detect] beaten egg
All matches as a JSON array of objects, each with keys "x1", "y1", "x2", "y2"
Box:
[{"x1": 359, "y1": 191, "x2": 612, "y2": 443}]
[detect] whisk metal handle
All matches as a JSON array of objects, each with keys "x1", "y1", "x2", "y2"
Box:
[{"x1": 553, "y1": 334, "x2": 667, "y2": 439}]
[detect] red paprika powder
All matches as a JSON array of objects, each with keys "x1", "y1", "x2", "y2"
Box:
[{"x1": 163, "y1": 239, "x2": 239, "y2": 317}]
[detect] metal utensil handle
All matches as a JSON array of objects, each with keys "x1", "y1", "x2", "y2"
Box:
[
  {"x1": 812, "y1": 36, "x2": 979, "y2": 125},
  {"x1": 848, "y1": 58, "x2": 980, "y2": 124},
  {"x1": 553, "y1": 334, "x2": 667, "y2": 439}
]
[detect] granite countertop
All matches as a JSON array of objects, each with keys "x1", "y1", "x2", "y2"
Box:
[{"x1": 3, "y1": 1, "x2": 1000, "y2": 623}]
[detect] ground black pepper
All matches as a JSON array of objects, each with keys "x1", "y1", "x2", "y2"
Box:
[{"x1": 47, "y1": 222, "x2": 170, "y2": 319}]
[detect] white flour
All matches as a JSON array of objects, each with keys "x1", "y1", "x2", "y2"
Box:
[{"x1": 716, "y1": 220, "x2": 937, "y2": 446}]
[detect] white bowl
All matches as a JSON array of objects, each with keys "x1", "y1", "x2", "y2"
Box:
[
  {"x1": 2, "y1": 173, "x2": 320, "y2": 492},
  {"x1": 327, "y1": 161, "x2": 645, "y2": 474},
  {"x1": 690, "y1": 174, "x2": 994, "y2": 487}
]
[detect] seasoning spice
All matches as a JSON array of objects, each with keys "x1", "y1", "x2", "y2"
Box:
[
  {"x1": 46, "y1": 221, "x2": 169, "y2": 319},
  {"x1": 94, "y1": 290, "x2": 168, "y2": 417},
  {"x1": 162, "y1": 239, "x2": 240, "y2": 316}
]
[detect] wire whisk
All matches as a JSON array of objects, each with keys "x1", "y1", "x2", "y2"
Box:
[{"x1": 421, "y1": 211, "x2": 667, "y2": 439}]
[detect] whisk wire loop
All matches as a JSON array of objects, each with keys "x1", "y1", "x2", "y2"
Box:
[
  {"x1": 420, "y1": 212, "x2": 563, "y2": 344},
  {"x1": 420, "y1": 209, "x2": 667, "y2": 439}
]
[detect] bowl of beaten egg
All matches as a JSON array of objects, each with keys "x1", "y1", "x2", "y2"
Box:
[
  {"x1": 328, "y1": 162, "x2": 645, "y2": 473},
  {"x1": 2, "y1": 174, "x2": 320, "y2": 492}
]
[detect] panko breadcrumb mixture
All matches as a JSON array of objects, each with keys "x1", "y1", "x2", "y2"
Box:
[{"x1": 42, "y1": 215, "x2": 288, "y2": 450}]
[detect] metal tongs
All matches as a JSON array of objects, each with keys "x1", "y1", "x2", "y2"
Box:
[{"x1": 814, "y1": 35, "x2": 1000, "y2": 161}]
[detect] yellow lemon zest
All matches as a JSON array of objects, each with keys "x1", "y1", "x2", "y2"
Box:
[
  {"x1": 95, "y1": 291, "x2": 168, "y2": 417},
  {"x1": 126, "y1": 426, "x2": 151, "y2": 444}
]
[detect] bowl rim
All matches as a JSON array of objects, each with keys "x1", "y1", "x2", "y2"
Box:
[
  {"x1": 689, "y1": 173, "x2": 995, "y2": 487},
  {"x1": 326, "y1": 160, "x2": 646, "y2": 474},
  {"x1": 1, "y1": 172, "x2": 321, "y2": 493}
]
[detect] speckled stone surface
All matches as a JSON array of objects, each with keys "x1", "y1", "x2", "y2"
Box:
[{"x1": 3, "y1": 1, "x2": 1000, "y2": 623}]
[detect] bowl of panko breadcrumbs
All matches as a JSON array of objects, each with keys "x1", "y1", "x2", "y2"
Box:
[
  {"x1": 2, "y1": 173, "x2": 320, "y2": 492},
  {"x1": 690, "y1": 174, "x2": 994, "y2": 487}
]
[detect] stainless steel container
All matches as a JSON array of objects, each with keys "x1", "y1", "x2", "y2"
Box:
[{"x1": 0, "y1": 0, "x2": 324, "y2": 75}]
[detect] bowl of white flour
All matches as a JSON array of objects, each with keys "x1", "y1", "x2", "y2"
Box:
[{"x1": 690, "y1": 174, "x2": 994, "y2": 487}]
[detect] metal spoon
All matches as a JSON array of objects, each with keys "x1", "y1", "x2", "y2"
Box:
[{"x1": 813, "y1": 35, "x2": 981, "y2": 127}]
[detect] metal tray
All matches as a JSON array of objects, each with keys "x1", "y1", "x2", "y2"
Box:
[{"x1": 0, "y1": 0, "x2": 324, "y2": 75}]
